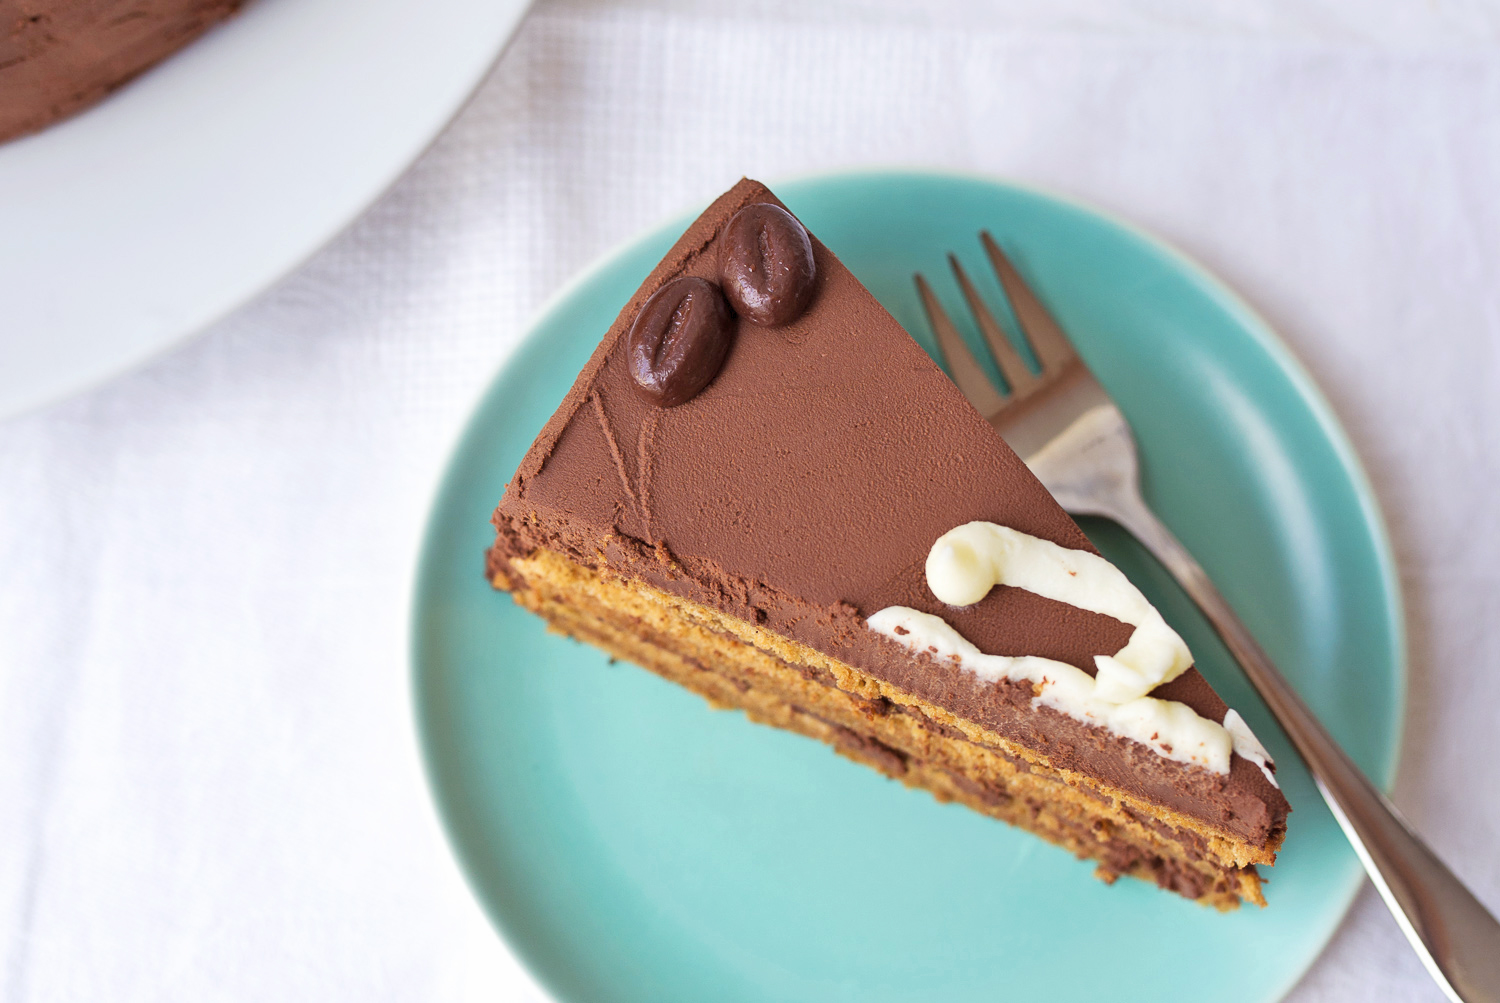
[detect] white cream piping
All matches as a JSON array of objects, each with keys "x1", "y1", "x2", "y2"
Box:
[
  {"x1": 925, "y1": 521, "x2": 1192, "y2": 703},
  {"x1": 867, "y1": 606, "x2": 1232, "y2": 772},
  {"x1": 1223, "y1": 710, "x2": 1279, "y2": 788},
  {"x1": 869, "y1": 521, "x2": 1275, "y2": 778}
]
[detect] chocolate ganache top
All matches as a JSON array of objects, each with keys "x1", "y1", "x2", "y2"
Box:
[{"x1": 492, "y1": 178, "x2": 1289, "y2": 845}]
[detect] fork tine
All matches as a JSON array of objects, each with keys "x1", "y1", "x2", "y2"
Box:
[
  {"x1": 914, "y1": 273, "x2": 1006, "y2": 417},
  {"x1": 947, "y1": 253, "x2": 1039, "y2": 397},
  {"x1": 981, "y1": 232, "x2": 1078, "y2": 374}
]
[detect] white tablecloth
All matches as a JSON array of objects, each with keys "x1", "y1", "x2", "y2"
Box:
[{"x1": 3, "y1": 1, "x2": 1497, "y2": 999}]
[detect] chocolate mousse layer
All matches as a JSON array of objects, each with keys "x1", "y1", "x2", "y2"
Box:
[
  {"x1": 0, "y1": 0, "x2": 242, "y2": 142},
  {"x1": 491, "y1": 178, "x2": 1289, "y2": 847}
]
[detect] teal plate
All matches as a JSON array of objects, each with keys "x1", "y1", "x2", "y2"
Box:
[{"x1": 413, "y1": 171, "x2": 1404, "y2": 1003}]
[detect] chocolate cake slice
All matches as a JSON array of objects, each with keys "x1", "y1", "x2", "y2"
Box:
[{"x1": 489, "y1": 178, "x2": 1290, "y2": 908}]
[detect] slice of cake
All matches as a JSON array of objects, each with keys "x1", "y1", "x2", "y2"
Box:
[{"x1": 489, "y1": 178, "x2": 1290, "y2": 909}]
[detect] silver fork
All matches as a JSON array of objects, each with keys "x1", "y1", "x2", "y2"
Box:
[{"x1": 916, "y1": 233, "x2": 1500, "y2": 1003}]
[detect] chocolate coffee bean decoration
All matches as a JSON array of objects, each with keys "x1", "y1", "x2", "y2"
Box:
[
  {"x1": 626, "y1": 276, "x2": 735, "y2": 407},
  {"x1": 718, "y1": 203, "x2": 817, "y2": 327}
]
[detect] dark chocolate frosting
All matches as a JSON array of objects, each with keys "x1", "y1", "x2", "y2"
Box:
[{"x1": 493, "y1": 178, "x2": 1290, "y2": 846}]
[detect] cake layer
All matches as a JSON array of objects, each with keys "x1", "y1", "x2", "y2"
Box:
[{"x1": 498, "y1": 546, "x2": 1266, "y2": 908}]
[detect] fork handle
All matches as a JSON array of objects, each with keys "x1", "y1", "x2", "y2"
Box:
[{"x1": 1101, "y1": 488, "x2": 1500, "y2": 1003}]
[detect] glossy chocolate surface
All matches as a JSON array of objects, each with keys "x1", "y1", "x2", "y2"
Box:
[
  {"x1": 626, "y1": 276, "x2": 735, "y2": 407},
  {"x1": 718, "y1": 202, "x2": 817, "y2": 327}
]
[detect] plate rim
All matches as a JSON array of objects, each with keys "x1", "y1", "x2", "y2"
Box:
[
  {"x1": 410, "y1": 166, "x2": 1407, "y2": 1003},
  {"x1": 0, "y1": 0, "x2": 535, "y2": 421}
]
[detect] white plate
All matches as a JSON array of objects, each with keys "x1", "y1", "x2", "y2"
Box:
[{"x1": 0, "y1": 0, "x2": 532, "y2": 419}]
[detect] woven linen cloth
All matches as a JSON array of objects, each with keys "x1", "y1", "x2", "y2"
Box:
[{"x1": 2, "y1": 0, "x2": 1498, "y2": 999}]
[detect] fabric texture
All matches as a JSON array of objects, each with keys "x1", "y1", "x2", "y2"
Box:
[{"x1": 1, "y1": 0, "x2": 1497, "y2": 999}]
